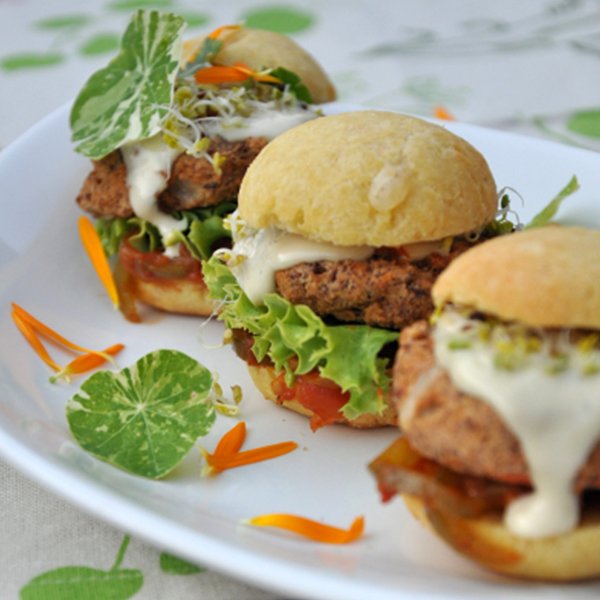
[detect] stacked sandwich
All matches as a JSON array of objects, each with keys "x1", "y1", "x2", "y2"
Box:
[
  {"x1": 204, "y1": 109, "x2": 505, "y2": 430},
  {"x1": 371, "y1": 225, "x2": 600, "y2": 580},
  {"x1": 71, "y1": 11, "x2": 335, "y2": 320}
]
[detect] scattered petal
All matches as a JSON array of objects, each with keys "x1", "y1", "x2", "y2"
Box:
[
  {"x1": 199, "y1": 421, "x2": 297, "y2": 476},
  {"x1": 434, "y1": 105, "x2": 455, "y2": 121},
  {"x1": 244, "y1": 514, "x2": 365, "y2": 544},
  {"x1": 78, "y1": 215, "x2": 119, "y2": 309},
  {"x1": 51, "y1": 343, "x2": 125, "y2": 383},
  {"x1": 11, "y1": 312, "x2": 61, "y2": 372}
]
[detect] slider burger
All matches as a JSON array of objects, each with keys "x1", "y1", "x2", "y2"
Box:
[
  {"x1": 204, "y1": 109, "x2": 503, "y2": 430},
  {"x1": 370, "y1": 225, "x2": 600, "y2": 580},
  {"x1": 71, "y1": 10, "x2": 335, "y2": 321}
]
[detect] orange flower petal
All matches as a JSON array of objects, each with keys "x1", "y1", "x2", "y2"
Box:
[
  {"x1": 78, "y1": 216, "x2": 119, "y2": 309},
  {"x1": 208, "y1": 442, "x2": 298, "y2": 472},
  {"x1": 12, "y1": 311, "x2": 62, "y2": 372},
  {"x1": 12, "y1": 303, "x2": 117, "y2": 365},
  {"x1": 213, "y1": 421, "x2": 246, "y2": 457},
  {"x1": 245, "y1": 514, "x2": 365, "y2": 544},
  {"x1": 194, "y1": 65, "x2": 248, "y2": 84},
  {"x1": 434, "y1": 105, "x2": 455, "y2": 121},
  {"x1": 208, "y1": 24, "x2": 241, "y2": 40},
  {"x1": 52, "y1": 343, "x2": 125, "y2": 383}
]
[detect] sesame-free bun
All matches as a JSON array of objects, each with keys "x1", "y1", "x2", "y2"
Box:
[
  {"x1": 433, "y1": 225, "x2": 600, "y2": 329},
  {"x1": 403, "y1": 494, "x2": 600, "y2": 581},
  {"x1": 238, "y1": 111, "x2": 498, "y2": 247},
  {"x1": 129, "y1": 275, "x2": 219, "y2": 317},
  {"x1": 182, "y1": 27, "x2": 336, "y2": 104},
  {"x1": 247, "y1": 364, "x2": 397, "y2": 429}
]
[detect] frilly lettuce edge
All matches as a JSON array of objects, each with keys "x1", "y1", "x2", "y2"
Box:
[{"x1": 203, "y1": 256, "x2": 398, "y2": 420}]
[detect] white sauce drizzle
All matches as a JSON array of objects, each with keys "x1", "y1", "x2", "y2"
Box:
[
  {"x1": 202, "y1": 107, "x2": 315, "y2": 142},
  {"x1": 433, "y1": 311, "x2": 600, "y2": 539},
  {"x1": 121, "y1": 107, "x2": 316, "y2": 258},
  {"x1": 226, "y1": 223, "x2": 374, "y2": 305},
  {"x1": 121, "y1": 134, "x2": 183, "y2": 257}
]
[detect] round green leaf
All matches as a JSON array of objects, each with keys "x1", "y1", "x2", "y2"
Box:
[
  {"x1": 242, "y1": 6, "x2": 315, "y2": 34},
  {"x1": 20, "y1": 566, "x2": 143, "y2": 600},
  {"x1": 1, "y1": 52, "x2": 64, "y2": 71},
  {"x1": 80, "y1": 34, "x2": 121, "y2": 56},
  {"x1": 66, "y1": 350, "x2": 216, "y2": 479},
  {"x1": 69, "y1": 10, "x2": 185, "y2": 159}
]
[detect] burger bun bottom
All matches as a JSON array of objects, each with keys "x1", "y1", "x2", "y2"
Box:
[
  {"x1": 131, "y1": 275, "x2": 219, "y2": 317},
  {"x1": 402, "y1": 494, "x2": 600, "y2": 581},
  {"x1": 247, "y1": 363, "x2": 397, "y2": 429}
]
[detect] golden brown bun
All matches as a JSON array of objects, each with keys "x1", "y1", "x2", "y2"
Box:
[
  {"x1": 433, "y1": 225, "x2": 600, "y2": 329},
  {"x1": 238, "y1": 111, "x2": 498, "y2": 247},
  {"x1": 182, "y1": 27, "x2": 336, "y2": 104},
  {"x1": 403, "y1": 494, "x2": 600, "y2": 581},
  {"x1": 131, "y1": 276, "x2": 219, "y2": 317},
  {"x1": 247, "y1": 363, "x2": 397, "y2": 429}
]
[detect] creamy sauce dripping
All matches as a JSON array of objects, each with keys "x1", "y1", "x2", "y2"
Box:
[
  {"x1": 229, "y1": 226, "x2": 374, "y2": 305},
  {"x1": 121, "y1": 135, "x2": 183, "y2": 257},
  {"x1": 203, "y1": 108, "x2": 315, "y2": 142},
  {"x1": 433, "y1": 311, "x2": 600, "y2": 539}
]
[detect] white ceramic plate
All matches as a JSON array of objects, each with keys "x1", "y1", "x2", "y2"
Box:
[{"x1": 1, "y1": 103, "x2": 600, "y2": 600}]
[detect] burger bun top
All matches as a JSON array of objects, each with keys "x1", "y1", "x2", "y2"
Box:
[
  {"x1": 238, "y1": 110, "x2": 498, "y2": 247},
  {"x1": 182, "y1": 27, "x2": 336, "y2": 104},
  {"x1": 433, "y1": 225, "x2": 600, "y2": 329}
]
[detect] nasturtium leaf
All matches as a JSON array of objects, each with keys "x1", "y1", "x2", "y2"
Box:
[
  {"x1": 66, "y1": 350, "x2": 216, "y2": 479},
  {"x1": 159, "y1": 552, "x2": 205, "y2": 574},
  {"x1": 20, "y1": 566, "x2": 143, "y2": 600},
  {"x1": 70, "y1": 10, "x2": 186, "y2": 159}
]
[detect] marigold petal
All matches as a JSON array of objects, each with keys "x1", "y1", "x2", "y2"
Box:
[
  {"x1": 208, "y1": 24, "x2": 241, "y2": 39},
  {"x1": 208, "y1": 442, "x2": 297, "y2": 472},
  {"x1": 78, "y1": 216, "x2": 119, "y2": 309},
  {"x1": 245, "y1": 514, "x2": 365, "y2": 544},
  {"x1": 52, "y1": 343, "x2": 124, "y2": 383},
  {"x1": 12, "y1": 312, "x2": 62, "y2": 372},
  {"x1": 213, "y1": 421, "x2": 246, "y2": 457},
  {"x1": 194, "y1": 65, "x2": 248, "y2": 84},
  {"x1": 434, "y1": 105, "x2": 455, "y2": 121},
  {"x1": 12, "y1": 303, "x2": 119, "y2": 365}
]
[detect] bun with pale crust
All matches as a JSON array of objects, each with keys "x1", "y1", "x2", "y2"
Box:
[
  {"x1": 433, "y1": 224, "x2": 600, "y2": 328},
  {"x1": 239, "y1": 110, "x2": 498, "y2": 247},
  {"x1": 183, "y1": 27, "x2": 336, "y2": 105}
]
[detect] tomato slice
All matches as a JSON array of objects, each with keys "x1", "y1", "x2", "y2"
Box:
[{"x1": 272, "y1": 371, "x2": 350, "y2": 431}]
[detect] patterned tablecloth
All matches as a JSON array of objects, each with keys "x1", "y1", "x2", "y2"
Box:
[{"x1": 2, "y1": 1, "x2": 600, "y2": 599}]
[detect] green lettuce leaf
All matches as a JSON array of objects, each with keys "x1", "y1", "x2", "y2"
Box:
[
  {"x1": 268, "y1": 67, "x2": 313, "y2": 104},
  {"x1": 66, "y1": 349, "x2": 216, "y2": 479},
  {"x1": 525, "y1": 175, "x2": 579, "y2": 229},
  {"x1": 203, "y1": 257, "x2": 398, "y2": 420},
  {"x1": 70, "y1": 10, "x2": 186, "y2": 159},
  {"x1": 95, "y1": 201, "x2": 235, "y2": 260}
]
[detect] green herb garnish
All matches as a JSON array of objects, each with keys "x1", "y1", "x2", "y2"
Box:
[
  {"x1": 525, "y1": 175, "x2": 579, "y2": 229},
  {"x1": 66, "y1": 350, "x2": 216, "y2": 479},
  {"x1": 70, "y1": 10, "x2": 186, "y2": 159}
]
